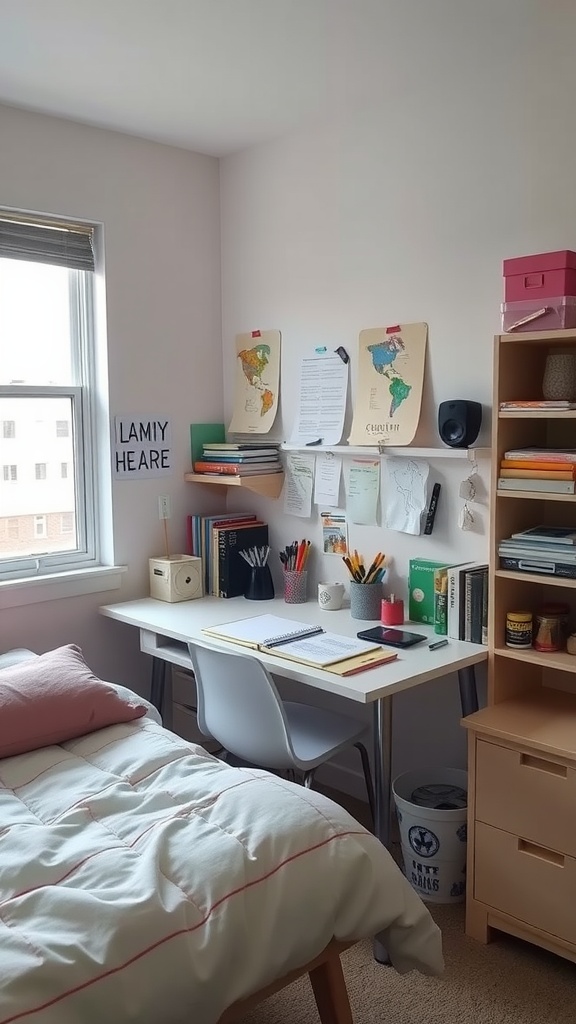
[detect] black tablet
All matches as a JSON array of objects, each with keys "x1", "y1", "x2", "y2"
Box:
[{"x1": 356, "y1": 626, "x2": 427, "y2": 648}]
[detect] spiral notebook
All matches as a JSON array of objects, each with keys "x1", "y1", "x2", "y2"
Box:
[{"x1": 201, "y1": 614, "x2": 397, "y2": 672}]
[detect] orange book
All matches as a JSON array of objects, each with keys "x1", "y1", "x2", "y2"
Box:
[
  {"x1": 499, "y1": 468, "x2": 575, "y2": 480},
  {"x1": 501, "y1": 459, "x2": 576, "y2": 473}
]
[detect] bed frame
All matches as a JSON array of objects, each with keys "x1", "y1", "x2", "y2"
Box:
[{"x1": 218, "y1": 940, "x2": 353, "y2": 1023}]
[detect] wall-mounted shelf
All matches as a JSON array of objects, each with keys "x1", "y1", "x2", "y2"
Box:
[
  {"x1": 184, "y1": 472, "x2": 284, "y2": 499},
  {"x1": 280, "y1": 444, "x2": 491, "y2": 461}
]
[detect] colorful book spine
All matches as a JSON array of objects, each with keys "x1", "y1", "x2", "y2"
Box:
[
  {"x1": 501, "y1": 459, "x2": 576, "y2": 471},
  {"x1": 504, "y1": 449, "x2": 576, "y2": 463},
  {"x1": 498, "y1": 478, "x2": 576, "y2": 493},
  {"x1": 499, "y1": 468, "x2": 575, "y2": 480}
]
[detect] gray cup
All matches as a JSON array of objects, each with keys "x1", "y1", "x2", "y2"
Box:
[{"x1": 349, "y1": 580, "x2": 383, "y2": 620}]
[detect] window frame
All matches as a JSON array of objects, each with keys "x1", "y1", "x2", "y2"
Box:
[{"x1": 0, "y1": 267, "x2": 99, "y2": 581}]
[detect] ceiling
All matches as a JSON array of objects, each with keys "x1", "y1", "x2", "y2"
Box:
[{"x1": 0, "y1": 0, "x2": 527, "y2": 157}]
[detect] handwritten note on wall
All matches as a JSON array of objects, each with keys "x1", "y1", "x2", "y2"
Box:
[{"x1": 114, "y1": 415, "x2": 172, "y2": 478}]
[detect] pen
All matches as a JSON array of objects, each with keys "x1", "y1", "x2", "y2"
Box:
[{"x1": 429, "y1": 639, "x2": 449, "y2": 650}]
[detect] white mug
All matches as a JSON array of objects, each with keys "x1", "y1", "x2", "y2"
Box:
[{"x1": 318, "y1": 581, "x2": 345, "y2": 611}]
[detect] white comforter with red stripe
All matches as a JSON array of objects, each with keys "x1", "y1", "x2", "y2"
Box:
[{"x1": 0, "y1": 716, "x2": 443, "y2": 1024}]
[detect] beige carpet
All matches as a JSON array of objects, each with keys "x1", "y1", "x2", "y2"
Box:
[{"x1": 237, "y1": 901, "x2": 576, "y2": 1023}]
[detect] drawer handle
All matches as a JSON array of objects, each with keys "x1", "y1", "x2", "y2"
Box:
[
  {"x1": 518, "y1": 839, "x2": 564, "y2": 867},
  {"x1": 520, "y1": 753, "x2": 567, "y2": 778}
]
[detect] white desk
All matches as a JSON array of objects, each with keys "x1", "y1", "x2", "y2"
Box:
[{"x1": 100, "y1": 596, "x2": 486, "y2": 841}]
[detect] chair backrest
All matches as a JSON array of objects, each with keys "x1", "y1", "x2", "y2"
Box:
[{"x1": 187, "y1": 640, "x2": 297, "y2": 769}]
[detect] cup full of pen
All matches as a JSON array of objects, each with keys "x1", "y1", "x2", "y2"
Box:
[
  {"x1": 343, "y1": 550, "x2": 387, "y2": 620},
  {"x1": 280, "y1": 539, "x2": 311, "y2": 604},
  {"x1": 241, "y1": 545, "x2": 275, "y2": 601}
]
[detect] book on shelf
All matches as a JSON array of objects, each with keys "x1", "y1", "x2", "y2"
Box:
[
  {"x1": 499, "y1": 468, "x2": 576, "y2": 480},
  {"x1": 186, "y1": 512, "x2": 260, "y2": 590},
  {"x1": 189, "y1": 423, "x2": 225, "y2": 465},
  {"x1": 498, "y1": 542, "x2": 576, "y2": 563},
  {"x1": 510, "y1": 526, "x2": 576, "y2": 545},
  {"x1": 501, "y1": 459, "x2": 576, "y2": 471},
  {"x1": 193, "y1": 460, "x2": 282, "y2": 475},
  {"x1": 213, "y1": 521, "x2": 268, "y2": 599},
  {"x1": 203, "y1": 443, "x2": 280, "y2": 452},
  {"x1": 464, "y1": 566, "x2": 488, "y2": 644},
  {"x1": 499, "y1": 400, "x2": 576, "y2": 410},
  {"x1": 201, "y1": 614, "x2": 398, "y2": 674},
  {"x1": 504, "y1": 448, "x2": 576, "y2": 463},
  {"x1": 200, "y1": 453, "x2": 280, "y2": 463},
  {"x1": 497, "y1": 477, "x2": 576, "y2": 493}
]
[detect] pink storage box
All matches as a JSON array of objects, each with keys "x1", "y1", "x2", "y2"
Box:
[
  {"x1": 501, "y1": 295, "x2": 576, "y2": 333},
  {"x1": 503, "y1": 250, "x2": 576, "y2": 302}
]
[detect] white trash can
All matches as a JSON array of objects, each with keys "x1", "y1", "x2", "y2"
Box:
[{"x1": 392, "y1": 767, "x2": 468, "y2": 904}]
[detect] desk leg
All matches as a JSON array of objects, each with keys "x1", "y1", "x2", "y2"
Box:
[
  {"x1": 458, "y1": 665, "x2": 479, "y2": 717},
  {"x1": 150, "y1": 657, "x2": 167, "y2": 717},
  {"x1": 372, "y1": 695, "x2": 393, "y2": 965}
]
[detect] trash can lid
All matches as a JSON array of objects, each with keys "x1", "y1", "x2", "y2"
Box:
[{"x1": 410, "y1": 784, "x2": 467, "y2": 810}]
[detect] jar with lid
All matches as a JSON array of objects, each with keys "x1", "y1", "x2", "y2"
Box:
[
  {"x1": 533, "y1": 602, "x2": 570, "y2": 653},
  {"x1": 505, "y1": 610, "x2": 533, "y2": 649}
]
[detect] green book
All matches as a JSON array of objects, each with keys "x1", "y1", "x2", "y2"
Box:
[{"x1": 189, "y1": 423, "x2": 225, "y2": 466}]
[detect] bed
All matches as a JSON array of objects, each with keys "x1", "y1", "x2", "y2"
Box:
[{"x1": 0, "y1": 645, "x2": 443, "y2": 1024}]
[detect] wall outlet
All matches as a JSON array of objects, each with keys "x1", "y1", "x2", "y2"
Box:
[{"x1": 158, "y1": 495, "x2": 171, "y2": 520}]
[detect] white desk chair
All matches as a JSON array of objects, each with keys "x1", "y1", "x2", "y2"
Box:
[{"x1": 187, "y1": 640, "x2": 375, "y2": 821}]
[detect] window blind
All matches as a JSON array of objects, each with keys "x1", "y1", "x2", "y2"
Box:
[{"x1": 0, "y1": 213, "x2": 94, "y2": 272}]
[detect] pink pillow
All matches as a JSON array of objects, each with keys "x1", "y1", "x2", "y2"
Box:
[{"x1": 0, "y1": 644, "x2": 147, "y2": 758}]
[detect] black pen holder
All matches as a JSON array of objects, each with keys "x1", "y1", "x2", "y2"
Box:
[{"x1": 245, "y1": 564, "x2": 275, "y2": 601}]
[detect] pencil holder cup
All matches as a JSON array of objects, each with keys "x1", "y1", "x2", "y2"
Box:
[
  {"x1": 245, "y1": 564, "x2": 275, "y2": 601},
  {"x1": 284, "y1": 570, "x2": 308, "y2": 604},
  {"x1": 349, "y1": 580, "x2": 383, "y2": 620}
]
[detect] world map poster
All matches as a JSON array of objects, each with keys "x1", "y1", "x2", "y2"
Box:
[
  {"x1": 228, "y1": 329, "x2": 281, "y2": 434},
  {"x1": 348, "y1": 322, "x2": 427, "y2": 447}
]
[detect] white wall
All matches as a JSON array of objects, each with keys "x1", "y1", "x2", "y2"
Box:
[
  {"x1": 0, "y1": 104, "x2": 222, "y2": 691},
  {"x1": 219, "y1": 5, "x2": 576, "y2": 786}
]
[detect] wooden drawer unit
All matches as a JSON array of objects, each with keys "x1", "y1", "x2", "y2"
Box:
[
  {"x1": 475, "y1": 821, "x2": 576, "y2": 945},
  {"x1": 172, "y1": 668, "x2": 198, "y2": 710},
  {"x1": 475, "y1": 739, "x2": 576, "y2": 856}
]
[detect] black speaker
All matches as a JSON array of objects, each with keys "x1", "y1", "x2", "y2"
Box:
[{"x1": 438, "y1": 400, "x2": 482, "y2": 448}]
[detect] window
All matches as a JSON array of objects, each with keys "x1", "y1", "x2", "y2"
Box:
[
  {"x1": 34, "y1": 515, "x2": 47, "y2": 539},
  {"x1": 0, "y1": 211, "x2": 98, "y2": 581},
  {"x1": 60, "y1": 512, "x2": 74, "y2": 534}
]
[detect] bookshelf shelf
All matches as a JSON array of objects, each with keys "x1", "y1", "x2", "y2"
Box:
[
  {"x1": 184, "y1": 472, "x2": 284, "y2": 499},
  {"x1": 280, "y1": 444, "x2": 491, "y2": 461},
  {"x1": 495, "y1": 569, "x2": 576, "y2": 589}
]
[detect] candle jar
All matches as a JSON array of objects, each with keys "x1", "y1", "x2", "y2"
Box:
[{"x1": 533, "y1": 603, "x2": 570, "y2": 653}]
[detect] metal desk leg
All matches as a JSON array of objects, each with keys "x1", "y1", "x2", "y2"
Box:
[
  {"x1": 150, "y1": 656, "x2": 167, "y2": 717},
  {"x1": 372, "y1": 695, "x2": 393, "y2": 965},
  {"x1": 458, "y1": 664, "x2": 479, "y2": 718}
]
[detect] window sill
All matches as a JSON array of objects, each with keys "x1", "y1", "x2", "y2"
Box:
[{"x1": 0, "y1": 565, "x2": 127, "y2": 611}]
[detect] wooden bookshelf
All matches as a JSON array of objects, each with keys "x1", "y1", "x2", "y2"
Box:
[{"x1": 184, "y1": 472, "x2": 284, "y2": 499}]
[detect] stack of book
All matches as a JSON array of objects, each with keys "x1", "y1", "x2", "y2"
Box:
[
  {"x1": 186, "y1": 511, "x2": 269, "y2": 598},
  {"x1": 499, "y1": 525, "x2": 576, "y2": 579},
  {"x1": 193, "y1": 442, "x2": 282, "y2": 477},
  {"x1": 498, "y1": 447, "x2": 576, "y2": 494},
  {"x1": 499, "y1": 400, "x2": 576, "y2": 412},
  {"x1": 444, "y1": 563, "x2": 489, "y2": 644}
]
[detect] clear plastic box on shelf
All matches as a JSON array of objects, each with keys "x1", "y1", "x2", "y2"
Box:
[{"x1": 501, "y1": 295, "x2": 576, "y2": 333}]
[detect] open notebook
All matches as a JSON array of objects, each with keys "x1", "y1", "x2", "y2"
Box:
[{"x1": 201, "y1": 614, "x2": 398, "y2": 675}]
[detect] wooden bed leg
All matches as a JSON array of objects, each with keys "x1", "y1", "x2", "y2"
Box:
[{"x1": 309, "y1": 952, "x2": 353, "y2": 1024}]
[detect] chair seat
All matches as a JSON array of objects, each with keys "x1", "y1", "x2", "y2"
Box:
[{"x1": 283, "y1": 701, "x2": 368, "y2": 771}]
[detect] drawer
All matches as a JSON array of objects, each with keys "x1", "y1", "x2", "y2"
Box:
[
  {"x1": 475, "y1": 821, "x2": 576, "y2": 944},
  {"x1": 172, "y1": 702, "x2": 205, "y2": 746},
  {"x1": 172, "y1": 668, "x2": 198, "y2": 710},
  {"x1": 475, "y1": 740, "x2": 576, "y2": 856}
]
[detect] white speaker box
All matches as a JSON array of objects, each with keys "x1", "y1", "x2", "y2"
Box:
[{"x1": 149, "y1": 555, "x2": 203, "y2": 603}]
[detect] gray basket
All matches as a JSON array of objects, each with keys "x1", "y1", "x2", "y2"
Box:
[{"x1": 349, "y1": 580, "x2": 382, "y2": 620}]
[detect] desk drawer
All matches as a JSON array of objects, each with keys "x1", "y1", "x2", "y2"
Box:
[
  {"x1": 172, "y1": 668, "x2": 197, "y2": 710},
  {"x1": 475, "y1": 740, "x2": 576, "y2": 856},
  {"x1": 475, "y1": 821, "x2": 576, "y2": 944}
]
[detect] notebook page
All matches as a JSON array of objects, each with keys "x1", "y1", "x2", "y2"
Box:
[{"x1": 202, "y1": 614, "x2": 321, "y2": 647}]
